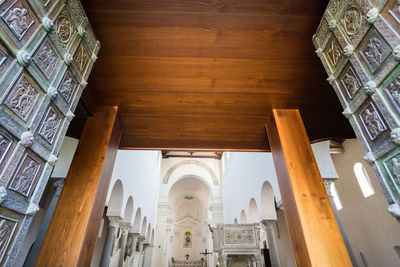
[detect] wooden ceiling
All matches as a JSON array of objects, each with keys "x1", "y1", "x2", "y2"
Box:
[{"x1": 81, "y1": 0, "x2": 354, "y2": 151}]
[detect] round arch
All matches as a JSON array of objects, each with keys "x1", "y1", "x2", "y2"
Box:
[
  {"x1": 107, "y1": 179, "x2": 124, "y2": 217},
  {"x1": 141, "y1": 216, "x2": 147, "y2": 236},
  {"x1": 133, "y1": 208, "x2": 142, "y2": 233},
  {"x1": 261, "y1": 181, "x2": 277, "y2": 220},
  {"x1": 146, "y1": 223, "x2": 152, "y2": 240},
  {"x1": 240, "y1": 210, "x2": 247, "y2": 223},
  {"x1": 123, "y1": 196, "x2": 134, "y2": 223},
  {"x1": 163, "y1": 160, "x2": 219, "y2": 185},
  {"x1": 248, "y1": 198, "x2": 259, "y2": 223}
]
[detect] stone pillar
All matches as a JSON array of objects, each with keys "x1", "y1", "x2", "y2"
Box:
[
  {"x1": 24, "y1": 179, "x2": 64, "y2": 266},
  {"x1": 221, "y1": 254, "x2": 228, "y2": 267},
  {"x1": 129, "y1": 232, "x2": 139, "y2": 257},
  {"x1": 118, "y1": 224, "x2": 131, "y2": 267},
  {"x1": 142, "y1": 243, "x2": 153, "y2": 267},
  {"x1": 323, "y1": 179, "x2": 359, "y2": 267},
  {"x1": 137, "y1": 236, "x2": 145, "y2": 267},
  {"x1": 100, "y1": 216, "x2": 121, "y2": 267},
  {"x1": 261, "y1": 220, "x2": 280, "y2": 267}
]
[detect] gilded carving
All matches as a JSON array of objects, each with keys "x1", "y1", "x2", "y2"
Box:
[
  {"x1": 340, "y1": 66, "x2": 361, "y2": 97},
  {"x1": 74, "y1": 43, "x2": 89, "y2": 73},
  {"x1": 57, "y1": 70, "x2": 77, "y2": 102},
  {"x1": 5, "y1": 74, "x2": 39, "y2": 121},
  {"x1": 39, "y1": 107, "x2": 61, "y2": 144},
  {"x1": 325, "y1": 38, "x2": 342, "y2": 67},
  {"x1": 359, "y1": 103, "x2": 386, "y2": 140},
  {"x1": 361, "y1": 32, "x2": 390, "y2": 73},
  {"x1": 341, "y1": 6, "x2": 362, "y2": 37},
  {"x1": 1, "y1": 0, "x2": 34, "y2": 40},
  {"x1": 0, "y1": 133, "x2": 12, "y2": 164},
  {"x1": 55, "y1": 11, "x2": 73, "y2": 44},
  {"x1": 0, "y1": 217, "x2": 16, "y2": 262},
  {"x1": 33, "y1": 40, "x2": 59, "y2": 80},
  {"x1": 9, "y1": 153, "x2": 41, "y2": 196},
  {"x1": 225, "y1": 229, "x2": 254, "y2": 244}
]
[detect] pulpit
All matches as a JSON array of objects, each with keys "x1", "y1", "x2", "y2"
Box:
[{"x1": 211, "y1": 224, "x2": 262, "y2": 267}]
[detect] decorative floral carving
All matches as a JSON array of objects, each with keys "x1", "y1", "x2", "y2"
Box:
[
  {"x1": 58, "y1": 71, "x2": 77, "y2": 102},
  {"x1": 361, "y1": 32, "x2": 390, "y2": 73},
  {"x1": 1, "y1": 1, "x2": 34, "y2": 40},
  {"x1": 5, "y1": 74, "x2": 39, "y2": 121},
  {"x1": 326, "y1": 38, "x2": 342, "y2": 67},
  {"x1": 0, "y1": 217, "x2": 16, "y2": 261},
  {"x1": 0, "y1": 133, "x2": 12, "y2": 164},
  {"x1": 33, "y1": 40, "x2": 59, "y2": 80},
  {"x1": 9, "y1": 154, "x2": 41, "y2": 196},
  {"x1": 39, "y1": 107, "x2": 62, "y2": 144},
  {"x1": 55, "y1": 12, "x2": 73, "y2": 44},
  {"x1": 359, "y1": 103, "x2": 386, "y2": 140},
  {"x1": 340, "y1": 66, "x2": 361, "y2": 97},
  {"x1": 342, "y1": 6, "x2": 362, "y2": 37},
  {"x1": 225, "y1": 229, "x2": 254, "y2": 244}
]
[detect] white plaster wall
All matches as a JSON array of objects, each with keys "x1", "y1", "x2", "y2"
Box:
[
  {"x1": 51, "y1": 136, "x2": 79, "y2": 178},
  {"x1": 108, "y1": 150, "x2": 162, "y2": 232}
]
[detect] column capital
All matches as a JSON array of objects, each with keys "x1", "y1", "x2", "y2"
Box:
[
  {"x1": 108, "y1": 216, "x2": 122, "y2": 228},
  {"x1": 119, "y1": 222, "x2": 132, "y2": 233}
]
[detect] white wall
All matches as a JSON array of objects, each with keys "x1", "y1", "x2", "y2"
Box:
[
  {"x1": 51, "y1": 136, "x2": 79, "y2": 178},
  {"x1": 108, "y1": 150, "x2": 162, "y2": 233}
]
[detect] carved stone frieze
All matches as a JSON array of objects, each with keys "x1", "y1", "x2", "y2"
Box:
[
  {"x1": 57, "y1": 70, "x2": 77, "y2": 103},
  {"x1": 1, "y1": 0, "x2": 35, "y2": 40},
  {"x1": 0, "y1": 216, "x2": 17, "y2": 262},
  {"x1": 359, "y1": 102, "x2": 386, "y2": 140},
  {"x1": 5, "y1": 73, "x2": 40, "y2": 122},
  {"x1": 360, "y1": 30, "x2": 391, "y2": 73},
  {"x1": 33, "y1": 39, "x2": 60, "y2": 81},
  {"x1": 225, "y1": 229, "x2": 254, "y2": 244},
  {"x1": 340, "y1": 65, "x2": 362, "y2": 98},
  {"x1": 8, "y1": 152, "x2": 43, "y2": 196},
  {"x1": 38, "y1": 106, "x2": 62, "y2": 144}
]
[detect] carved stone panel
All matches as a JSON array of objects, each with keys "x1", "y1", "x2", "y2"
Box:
[
  {"x1": 324, "y1": 36, "x2": 343, "y2": 71},
  {"x1": 359, "y1": 30, "x2": 391, "y2": 74},
  {"x1": 0, "y1": 41, "x2": 14, "y2": 80},
  {"x1": 8, "y1": 150, "x2": 43, "y2": 197},
  {"x1": 0, "y1": 215, "x2": 17, "y2": 262},
  {"x1": 55, "y1": 9, "x2": 74, "y2": 48},
  {"x1": 359, "y1": 102, "x2": 387, "y2": 141},
  {"x1": 0, "y1": 128, "x2": 15, "y2": 172},
  {"x1": 225, "y1": 229, "x2": 254, "y2": 245},
  {"x1": 57, "y1": 69, "x2": 78, "y2": 103},
  {"x1": 0, "y1": 0, "x2": 37, "y2": 45},
  {"x1": 4, "y1": 72, "x2": 40, "y2": 122},
  {"x1": 383, "y1": 152, "x2": 400, "y2": 200},
  {"x1": 73, "y1": 42, "x2": 90, "y2": 76},
  {"x1": 38, "y1": 105, "x2": 62, "y2": 144},
  {"x1": 33, "y1": 39, "x2": 60, "y2": 81},
  {"x1": 339, "y1": 63, "x2": 362, "y2": 98},
  {"x1": 388, "y1": 0, "x2": 400, "y2": 24},
  {"x1": 384, "y1": 73, "x2": 400, "y2": 112}
]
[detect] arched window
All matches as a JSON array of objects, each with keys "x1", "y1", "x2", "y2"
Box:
[
  {"x1": 330, "y1": 183, "x2": 342, "y2": 210},
  {"x1": 354, "y1": 163, "x2": 374, "y2": 198}
]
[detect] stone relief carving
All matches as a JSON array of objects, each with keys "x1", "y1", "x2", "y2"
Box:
[
  {"x1": 326, "y1": 38, "x2": 342, "y2": 67},
  {"x1": 340, "y1": 66, "x2": 361, "y2": 97},
  {"x1": 327, "y1": 0, "x2": 340, "y2": 18},
  {"x1": 225, "y1": 229, "x2": 254, "y2": 244},
  {"x1": 0, "y1": 133, "x2": 12, "y2": 164},
  {"x1": 55, "y1": 11, "x2": 73, "y2": 45},
  {"x1": 361, "y1": 32, "x2": 390, "y2": 73},
  {"x1": 360, "y1": 103, "x2": 386, "y2": 140},
  {"x1": 9, "y1": 154, "x2": 41, "y2": 196},
  {"x1": 342, "y1": 6, "x2": 362, "y2": 37},
  {"x1": 33, "y1": 40, "x2": 59, "y2": 80},
  {"x1": 74, "y1": 43, "x2": 89, "y2": 74},
  {"x1": 385, "y1": 75, "x2": 400, "y2": 110},
  {"x1": 5, "y1": 74, "x2": 39, "y2": 121},
  {"x1": 0, "y1": 217, "x2": 16, "y2": 262},
  {"x1": 39, "y1": 107, "x2": 61, "y2": 144},
  {"x1": 1, "y1": 1, "x2": 34, "y2": 40},
  {"x1": 58, "y1": 71, "x2": 77, "y2": 102}
]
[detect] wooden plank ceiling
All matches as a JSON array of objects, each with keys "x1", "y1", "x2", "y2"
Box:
[{"x1": 82, "y1": 0, "x2": 354, "y2": 151}]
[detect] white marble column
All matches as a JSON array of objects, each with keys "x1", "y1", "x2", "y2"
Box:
[
  {"x1": 118, "y1": 224, "x2": 131, "y2": 267},
  {"x1": 100, "y1": 216, "x2": 122, "y2": 267},
  {"x1": 136, "y1": 236, "x2": 145, "y2": 267},
  {"x1": 142, "y1": 243, "x2": 153, "y2": 267},
  {"x1": 261, "y1": 220, "x2": 280, "y2": 267}
]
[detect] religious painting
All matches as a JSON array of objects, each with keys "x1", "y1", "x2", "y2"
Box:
[{"x1": 183, "y1": 230, "x2": 192, "y2": 248}]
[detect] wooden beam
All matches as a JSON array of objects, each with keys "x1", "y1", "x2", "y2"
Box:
[
  {"x1": 36, "y1": 106, "x2": 122, "y2": 266},
  {"x1": 265, "y1": 109, "x2": 351, "y2": 266}
]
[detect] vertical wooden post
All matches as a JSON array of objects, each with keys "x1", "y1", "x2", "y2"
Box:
[
  {"x1": 265, "y1": 109, "x2": 351, "y2": 267},
  {"x1": 36, "y1": 106, "x2": 122, "y2": 266}
]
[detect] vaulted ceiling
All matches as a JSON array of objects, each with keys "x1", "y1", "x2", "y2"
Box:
[{"x1": 81, "y1": 0, "x2": 354, "y2": 151}]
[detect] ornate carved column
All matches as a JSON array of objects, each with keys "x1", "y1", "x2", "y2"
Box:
[
  {"x1": 323, "y1": 178, "x2": 359, "y2": 267},
  {"x1": 24, "y1": 179, "x2": 64, "y2": 266},
  {"x1": 118, "y1": 223, "x2": 131, "y2": 267},
  {"x1": 129, "y1": 232, "x2": 139, "y2": 257},
  {"x1": 100, "y1": 216, "x2": 121, "y2": 267},
  {"x1": 260, "y1": 220, "x2": 280, "y2": 267}
]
